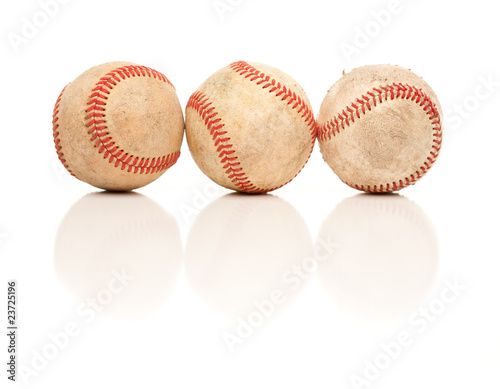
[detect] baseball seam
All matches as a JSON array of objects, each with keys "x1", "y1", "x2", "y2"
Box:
[
  {"x1": 317, "y1": 83, "x2": 442, "y2": 192},
  {"x1": 52, "y1": 86, "x2": 76, "y2": 177},
  {"x1": 186, "y1": 61, "x2": 317, "y2": 193},
  {"x1": 53, "y1": 65, "x2": 181, "y2": 177}
]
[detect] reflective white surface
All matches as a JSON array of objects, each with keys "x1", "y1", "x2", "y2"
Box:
[
  {"x1": 54, "y1": 192, "x2": 182, "y2": 317},
  {"x1": 186, "y1": 193, "x2": 312, "y2": 317},
  {"x1": 318, "y1": 194, "x2": 439, "y2": 319}
]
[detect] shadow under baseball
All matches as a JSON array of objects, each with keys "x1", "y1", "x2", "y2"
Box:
[
  {"x1": 317, "y1": 193, "x2": 439, "y2": 319},
  {"x1": 185, "y1": 193, "x2": 313, "y2": 318},
  {"x1": 54, "y1": 192, "x2": 182, "y2": 318}
]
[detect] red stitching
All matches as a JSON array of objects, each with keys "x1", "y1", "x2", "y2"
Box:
[
  {"x1": 187, "y1": 62, "x2": 317, "y2": 193},
  {"x1": 187, "y1": 91, "x2": 263, "y2": 193},
  {"x1": 84, "y1": 65, "x2": 180, "y2": 174},
  {"x1": 317, "y1": 83, "x2": 442, "y2": 192},
  {"x1": 229, "y1": 61, "x2": 317, "y2": 140},
  {"x1": 52, "y1": 86, "x2": 75, "y2": 177}
]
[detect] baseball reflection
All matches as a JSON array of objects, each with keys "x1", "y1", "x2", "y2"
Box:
[
  {"x1": 54, "y1": 192, "x2": 182, "y2": 317},
  {"x1": 318, "y1": 194, "x2": 439, "y2": 319},
  {"x1": 185, "y1": 193, "x2": 313, "y2": 317}
]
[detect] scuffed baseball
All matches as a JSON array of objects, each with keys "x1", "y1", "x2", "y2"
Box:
[
  {"x1": 185, "y1": 61, "x2": 317, "y2": 193},
  {"x1": 318, "y1": 64, "x2": 443, "y2": 192},
  {"x1": 53, "y1": 61, "x2": 184, "y2": 191}
]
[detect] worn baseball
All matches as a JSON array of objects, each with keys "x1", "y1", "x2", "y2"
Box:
[
  {"x1": 52, "y1": 61, "x2": 184, "y2": 191},
  {"x1": 317, "y1": 65, "x2": 443, "y2": 192},
  {"x1": 185, "y1": 61, "x2": 317, "y2": 193}
]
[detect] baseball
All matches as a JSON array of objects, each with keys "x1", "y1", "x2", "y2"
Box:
[
  {"x1": 52, "y1": 61, "x2": 184, "y2": 191},
  {"x1": 317, "y1": 64, "x2": 443, "y2": 192},
  {"x1": 185, "y1": 61, "x2": 317, "y2": 193}
]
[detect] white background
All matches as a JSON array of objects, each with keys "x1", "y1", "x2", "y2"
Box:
[{"x1": 1, "y1": 0, "x2": 499, "y2": 388}]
